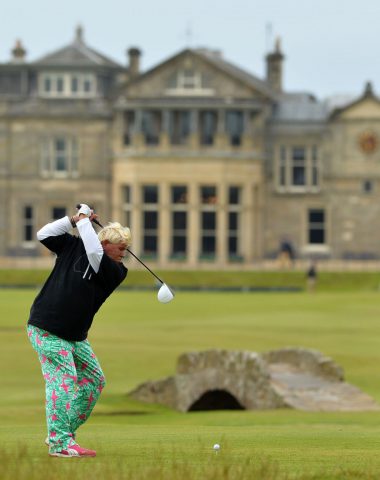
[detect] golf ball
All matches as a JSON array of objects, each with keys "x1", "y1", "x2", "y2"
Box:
[{"x1": 213, "y1": 443, "x2": 220, "y2": 451}]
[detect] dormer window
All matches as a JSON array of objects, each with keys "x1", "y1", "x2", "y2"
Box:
[{"x1": 39, "y1": 72, "x2": 96, "y2": 98}]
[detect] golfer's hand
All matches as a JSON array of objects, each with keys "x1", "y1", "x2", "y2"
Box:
[
  {"x1": 89, "y1": 212, "x2": 99, "y2": 223},
  {"x1": 71, "y1": 204, "x2": 93, "y2": 226},
  {"x1": 77, "y1": 204, "x2": 91, "y2": 217}
]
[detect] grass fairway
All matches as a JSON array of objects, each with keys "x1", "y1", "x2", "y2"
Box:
[{"x1": 1, "y1": 288, "x2": 380, "y2": 479}]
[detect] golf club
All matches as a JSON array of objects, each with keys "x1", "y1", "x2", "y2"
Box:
[{"x1": 75, "y1": 205, "x2": 175, "y2": 303}]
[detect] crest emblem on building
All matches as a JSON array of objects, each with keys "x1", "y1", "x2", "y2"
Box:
[{"x1": 358, "y1": 131, "x2": 378, "y2": 154}]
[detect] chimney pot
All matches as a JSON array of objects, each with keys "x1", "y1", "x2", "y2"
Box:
[{"x1": 11, "y1": 39, "x2": 26, "y2": 63}]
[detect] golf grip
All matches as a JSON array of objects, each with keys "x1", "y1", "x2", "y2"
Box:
[
  {"x1": 75, "y1": 205, "x2": 164, "y2": 284},
  {"x1": 75, "y1": 204, "x2": 104, "y2": 228}
]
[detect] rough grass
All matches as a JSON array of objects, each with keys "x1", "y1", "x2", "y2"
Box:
[
  {"x1": 0, "y1": 445, "x2": 286, "y2": 480},
  {"x1": 2, "y1": 288, "x2": 380, "y2": 478},
  {"x1": 1, "y1": 444, "x2": 380, "y2": 480}
]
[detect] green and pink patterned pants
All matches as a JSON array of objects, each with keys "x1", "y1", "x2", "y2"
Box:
[{"x1": 27, "y1": 325, "x2": 106, "y2": 453}]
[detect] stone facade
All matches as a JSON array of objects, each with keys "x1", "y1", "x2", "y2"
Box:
[
  {"x1": 1, "y1": 28, "x2": 380, "y2": 266},
  {"x1": 129, "y1": 348, "x2": 379, "y2": 412}
]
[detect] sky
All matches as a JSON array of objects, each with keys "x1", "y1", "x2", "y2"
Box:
[{"x1": 1, "y1": 0, "x2": 379, "y2": 100}]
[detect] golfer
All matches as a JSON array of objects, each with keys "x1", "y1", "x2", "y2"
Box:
[{"x1": 27, "y1": 204, "x2": 131, "y2": 457}]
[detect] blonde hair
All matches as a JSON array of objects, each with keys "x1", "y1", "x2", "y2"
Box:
[{"x1": 98, "y1": 222, "x2": 132, "y2": 246}]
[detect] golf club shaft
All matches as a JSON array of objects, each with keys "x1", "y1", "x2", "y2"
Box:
[
  {"x1": 125, "y1": 248, "x2": 164, "y2": 284},
  {"x1": 92, "y1": 218, "x2": 103, "y2": 229},
  {"x1": 75, "y1": 206, "x2": 164, "y2": 284}
]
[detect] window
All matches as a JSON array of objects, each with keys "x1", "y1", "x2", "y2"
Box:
[
  {"x1": 169, "y1": 111, "x2": 191, "y2": 145},
  {"x1": 165, "y1": 70, "x2": 214, "y2": 96},
  {"x1": 142, "y1": 111, "x2": 161, "y2": 145},
  {"x1": 228, "y1": 186, "x2": 240, "y2": 205},
  {"x1": 0, "y1": 73, "x2": 22, "y2": 95},
  {"x1": 311, "y1": 146, "x2": 319, "y2": 186},
  {"x1": 279, "y1": 146, "x2": 286, "y2": 187},
  {"x1": 228, "y1": 212, "x2": 238, "y2": 255},
  {"x1": 122, "y1": 185, "x2": 132, "y2": 228},
  {"x1": 170, "y1": 186, "x2": 188, "y2": 258},
  {"x1": 44, "y1": 77, "x2": 51, "y2": 93},
  {"x1": 363, "y1": 180, "x2": 373, "y2": 194},
  {"x1": 201, "y1": 212, "x2": 216, "y2": 256},
  {"x1": 123, "y1": 185, "x2": 131, "y2": 203},
  {"x1": 52, "y1": 207, "x2": 66, "y2": 220},
  {"x1": 172, "y1": 211, "x2": 187, "y2": 256},
  {"x1": 308, "y1": 209, "x2": 325, "y2": 245},
  {"x1": 142, "y1": 185, "x2": 159, "y2": 256},
  {"x1": 123, "y1": 111, "x2": 135, "y2": 145},
  {"x1": 200, "y1": 111, "x2": 217, "y2": 145},
  {"x1": 171, "y1": 186, "x2": 187, "y2": 204},
  {"x1": 142, "y1": 211, "x2": 158, "y2": 255},
  {"x1": 55, "y1": 139, "x2": 67, "y2": 172},
  {"x1": 226, "y1": 111, "x2": 243, "y2": 146},
  {"x1": 56, "y1": 77, "x2": 64, "y2": 93},
  {"x1": 292, "y1": 147, "x2": 306, "y2": 186},
  {"x1": 83, "y1": 76, "x2": 92, "y2": 93},
  {"x1": 200, "y1": 185, "x2": 217, "y2": 258},
  {"x1": 228, "y1": 186, "x2": 242, "y2": 259},
  {"x1": 71, "y1": 76, "x2": 79, "y2": 93},
  {"x1": 182, "y1": 70, "x2": 199, "y2": 89},
  {"x1": 277, "y1": 145, "x2": 320, "y2": 191},
  {"x1": 201, "y1": 186, "x2": 217, "y2": 205},
  {"x1": 23, "y1": 206, "x2": 34, "y2": 242},
  {"x1": 39, "y1": 72, "x2": 96, "y2": 98},
  {"x1": 41, "y1": 138, "x2": 79, "y2": 178},
  {"x1": 143, "y1": 185, "x2": 158, "y2": 204}
]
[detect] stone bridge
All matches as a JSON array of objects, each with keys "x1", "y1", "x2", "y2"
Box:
[{"x1": 129, "y1": 348, "x2": 379, "y2": 412}]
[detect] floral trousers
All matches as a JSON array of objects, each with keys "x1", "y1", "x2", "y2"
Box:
[{"x1": 27, "y1": 325, "x2": 106, "y2": 453}]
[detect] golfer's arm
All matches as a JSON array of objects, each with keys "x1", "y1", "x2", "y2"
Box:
[
  {"x1": 37, "y1": 216, "x2": 72, "y2": 241},
  {"x1": 76, "y1": 218, "x2": 103, "y2": 273}
]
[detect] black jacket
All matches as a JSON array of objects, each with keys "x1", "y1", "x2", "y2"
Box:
[{"x1": 28, "y1": 233, "x2": 127, "y2": 341}]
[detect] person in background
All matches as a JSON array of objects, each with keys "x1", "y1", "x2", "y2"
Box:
[
  {"x1": 27, "y1": 203, "x2": 131, "y2": 457},
  {"x1": 278, "y1": 238, "x2": 295, "y2": 269},
  {"x1": 306, "y1": 261, "x2": 318, "y2": 293}
]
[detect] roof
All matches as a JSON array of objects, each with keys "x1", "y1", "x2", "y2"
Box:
[
  {"x1": 271, "y1": 89, "x2": 377, "y2": 123},
  {"x1": 272, "y1": 92, "x2": 329, "y2": 122},
  {"x1": 32, "y1": 26, "x2": 123, "y2": 69},
  {"x1": 323, "y1": 94, "x2": 357, "y2": 113},
  {"x1": 329, "y1": 82, "x2": 380, "y2": 119}
]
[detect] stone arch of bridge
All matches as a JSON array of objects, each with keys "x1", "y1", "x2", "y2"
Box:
[{"x1": 187, "y1": 389, "x2": 245, "y2": 411}]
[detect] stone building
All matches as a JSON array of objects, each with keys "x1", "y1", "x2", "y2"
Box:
[{"x1": 0, "y1": 27, "x2": 379, "y2": 267}]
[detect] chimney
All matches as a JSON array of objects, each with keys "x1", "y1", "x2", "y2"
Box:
[
  {"x1": 11, "y1": 39, "x2": 26, "y2": 63},
  {"x1": 363, "y1": 81, "x2": 374, "y2": 98},
  {"x1": 127, "y1": 47, "x2": 141, "y2": 78},
  {"x1": 74, "y1": 24, "x2": 84, "y2": 44},
  {"x1": 266, "y1": 37, "x2": 284, "y2": 93}
]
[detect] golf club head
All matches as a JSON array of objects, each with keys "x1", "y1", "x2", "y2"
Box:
[{"x1": 157, "y1": 283, "x2": 175, "y2": 303}]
